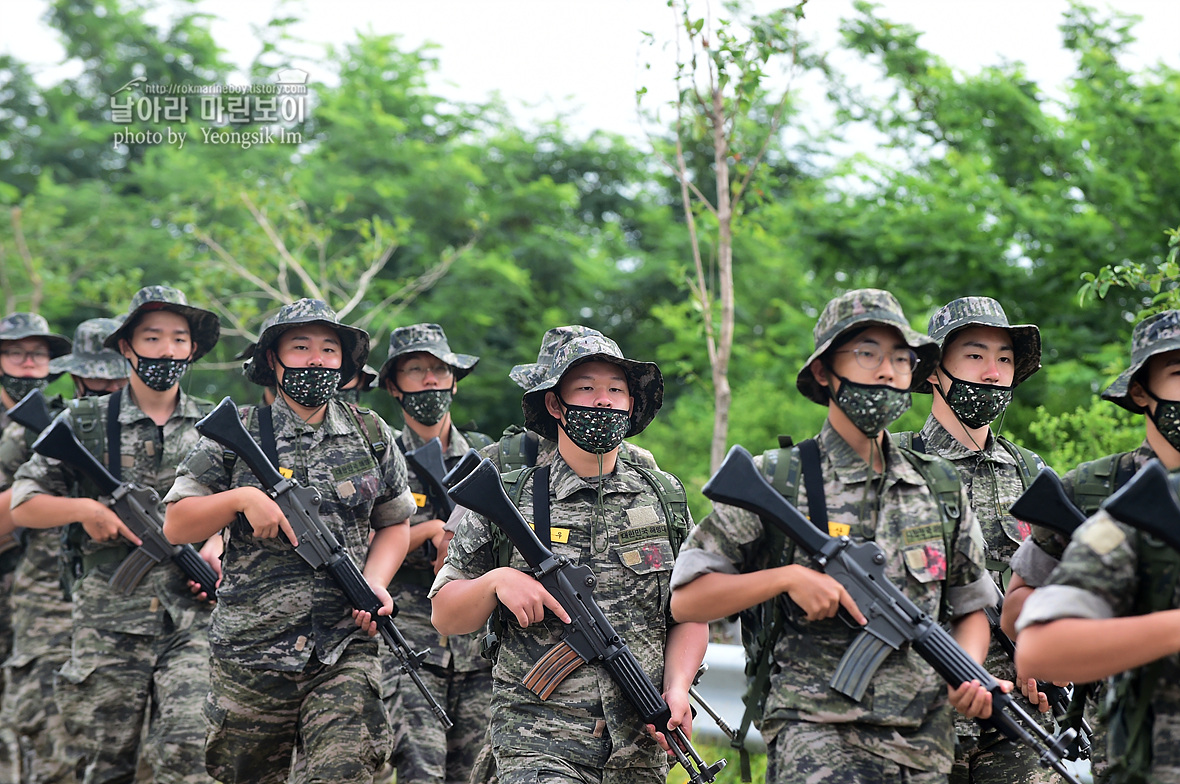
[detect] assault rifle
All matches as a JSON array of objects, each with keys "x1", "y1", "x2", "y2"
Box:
[
  {"x1": 701, "y1": 445, "x2": 1081, "y2": 784},
  {"x1": 1, "y1": 389, "x2": 56, "y2": 558},
  {"x1": 31, "y1": 416, "x2": 219, "y2": 599},
  {"x1": 447, "y1": 457, "x2": 727, "y2": 784},
  {"x1": 1009, "y1": 468, "x2": 1088, "y2": 541},
  {"x1": 195, "y1": 397, "x2": 451, "y2": 730},
  {"x1": 402, "y1": 437, "x2": 453, "y2": 561}
]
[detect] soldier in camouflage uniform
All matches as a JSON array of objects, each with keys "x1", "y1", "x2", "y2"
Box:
[
  {"x1": 375, "y1": 323, "x2": 492, "y2": 784},
  {"x1": 452, "y1": 325, "x2": 663, "y2": 784},
  {"x1": 1013, "y1": 314, "x2": 1180, "y2": 781},
  {"x1": 431, "y1": 332, "x2": 707, "y2": 784},
  {"x1": 1005, "y1": 310, "x2": 1180, "y2": 783},
  {"x1": 1, "y1": 318, "x2": 127, "y2": 784},
  {"x1": 162, "y1": 298, "x2": 416, "y2": 784},
  {"x1": 10, "y1": 287, "x2": 221, "y2": 784},
  {"x1": 911, "y1": 297, "x2": 1058, "y2": 783},
  {"x1": 670, "y1": 289, "x2": 998, "y2": 783},
  {"x1": 0, "y1": 313, "x2": 72, "y2": 784}
]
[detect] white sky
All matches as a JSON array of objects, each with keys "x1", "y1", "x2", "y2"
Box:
[{"x1": 3, "y1": 0, "x2": 1179, "y2": 144}]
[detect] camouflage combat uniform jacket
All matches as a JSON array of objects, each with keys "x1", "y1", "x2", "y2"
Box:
[
  {"x1": 670, "y1": 423, "x2": 994, "y2": 773},
  {"x1": 0, "y1": 399, "x2": 71, "y2": 668},
  {"x1": 1010, "y1": 440, "x2": 1156, "y2": 586},
  {"x1": 11, "y1": 389, "x2": 214, "y2": 638},
  {"x1": 164, "y1": 396, "x2": 416, "y2": 670},
  {"x1": 431, "y1": 452, "x2": 691, "y2": 775},
  {"x1": 1016, "y1": 507, "x2": 1180, "y2": 780},
  {"x1": 916, "y1": 416, "x2": 1054, "y2": 742},
  {"x1": 389, "y1": 423, "x2": 490, "y2": 676}
]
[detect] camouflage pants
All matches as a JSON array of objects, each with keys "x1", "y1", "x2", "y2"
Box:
[
  {"x1": 386, "y1": 664, "x2": 492, "y2": 784},
  {"x1": 950, "y1": 728, "x2": 1059, "y2": 784},
  {"x1": 3, "y1": 654, "x2": 80, "y2": 784},
  {"x1": 54, "y1": 623, "x2": 212, "y2": 784},
  {"x1": 766, "y1": 722, "x2": 949, "y2": 784},
  {"x1": 495, "y1": 753, "x2": 664, "y2": 784},
  {"x1": 204, "y1": 640, "x2": 391, "y2": 784},
  {"x1": 0, "y1": 571, "x2": 15, "y2": 784}
]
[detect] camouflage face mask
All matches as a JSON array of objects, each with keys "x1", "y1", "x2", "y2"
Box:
[
  {"x1": 277, "y1": 362, "x2": 340, "y2": 409},
  {"x1": 398, "y1": 389, "x2": 453, "y2": 426},
  {"x1": 937, "y1": 365, "x2": 1014, "y2": 430},
  {"x1": 831, "y1": 373, "x2": 912, "y2": 436},
  {"x1": 557, "y1": 397, "x2": 631, "y2": 454},
  {"x1": 130, "y1": 351, "x2": 189, "y2": 392},
  {"x1": 1, "y1": 375, "x2": 47, "y2": 403},
  {"x1": 1145, "y1": 387, "x2": 1180, "y2": 452}
]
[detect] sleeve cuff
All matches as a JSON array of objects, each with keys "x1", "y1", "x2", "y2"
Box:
[
  {"x1": 162, "y1": 475, "x2": 213, "y2": 505},
  {"x1": 1008, "y1": 538, "x2": 1061, "y2": 587},
  {"x1": 1014, "y1": 584, "x2": 1115, "y2": 634},
  {"x1": 946, "y1": 574, "x2": 998, "y2": 619},
  {"x1": 372, "y1": 488, "x2": 417, "y2": 529},
  {"x1": 669, "y1": 548, "x2": 738, "y2": 590},
  {"x1": 9, "y1": 478, "x2": 46, "y2": 509},
  {"x1": 427, "y1": 561, "x2": 471, "y2": 599}
]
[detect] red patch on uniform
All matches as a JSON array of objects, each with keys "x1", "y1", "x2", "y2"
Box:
[
  {"x1": 640, "y1": 543, "x2": 665, "y2": 570},
  {"x1": 923, "y1": 544, "x2": 948, "y2": 580},
  {"x1": 1016, "y1": 520, "x2": 1032, "y2": 541}
]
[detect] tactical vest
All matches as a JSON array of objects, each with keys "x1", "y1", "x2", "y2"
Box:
[
  {"x1": 479, "y1": 448, "x2": 690, "y2": 663},
  {"x1": 730, "y1": 435, "x2": 964, "y2": 781}
]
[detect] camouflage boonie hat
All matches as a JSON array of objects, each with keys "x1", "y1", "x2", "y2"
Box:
[
  {"x1": 0, "y1": 312, "x2": 71, "y2": 359},
  {"x1": 916, "y1": 296, "x2": 1042, "y2": 393},
  {"x1": 104, "y1": 286, "x2": 220, "y2": 361},
  {"x1": 510, "y1": 325, "x2": 605, "y2": 390},
  {"x1": 521, "y1": 333, "x2": 663, "y2": 441},
  {"x1": 377, "y1": 323, "x2": 478, "y2": 389},
  {"x1": 246, "y1": 299, "x2": 370, "y2": 389},
  {"x1": 1103, "y1": 310, "x2": 1180, "y2": 413},
  {"x1": 49, "y1": 318, "x2": 129, "y2": 379},
  {"x1": 352, "y1": 364, "x2": 378, "y2": 392},
  {"x1": 796, "y1": 288, "x2": 939, "y2": 405}
]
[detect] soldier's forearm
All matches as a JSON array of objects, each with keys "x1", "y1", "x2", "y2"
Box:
[
  {"x1": 365, "y1": 520, "x2": 410, "y2": 588},
  {"x1": 0, "y1": 488, "x2": 14, "y2": 538},
  {"x1": 664, "y1": 621, "x2": 708, "y2": 694},
  {"x1": 11, "y1": 492, "x2": 94, "y2": 529}
]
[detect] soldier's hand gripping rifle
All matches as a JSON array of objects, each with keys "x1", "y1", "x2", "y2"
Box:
[
  {"x1": 447, "y1": 457, "x2": 727, "y2": 784},
  {"x1": 1, "y1": 389, "x2": 56, "y2": 557},
  {"x1": 31, "y1": 416, "x2": 219, "y2": 600},
  {"x1": 195, "y1": 397, "x2": 452, "y2": 730},
  {"x1": 701, "y1": 445, "x2": 1082, "y2": 784},
  {"x1": 402, "y1": 437, "x2": 453, "y2": 561}
]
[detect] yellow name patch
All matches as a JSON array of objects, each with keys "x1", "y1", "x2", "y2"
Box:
[
  {"x1": 278, "y1": 467, "x2": 294, "y2": 479},
  {"x1": 413, "y1": 492, "x2": 428, "y2": 508},
  {"x1": 527, "y1": 523, "x2": 569, "y2": 543},
  {"x1": 828, "y1": 523, "x2": 851, "y2": 537}
]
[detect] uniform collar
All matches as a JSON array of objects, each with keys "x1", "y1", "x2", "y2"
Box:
[
  {"x1": 918, "y1": 415, "x2": 1012, "y2": 465},
  {"x1": 119, "y1": 386, "x2": 206, "y2": 426},
  {"x1": 818, "y1": 420, "x2": 926, "y2": 487},
  {"x1": 548, "y1": 452, "x2": 650, "y2": 502},
  {"x1": 269, "y1": 395, "x2": 356, "y2": 439},
  {"x1": 397, "y1": 422, "x2": 469, "y2": 458}
]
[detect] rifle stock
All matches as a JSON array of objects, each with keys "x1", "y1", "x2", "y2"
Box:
[
  {"x1": 194, "y1": 397, "x2": 452, "y2": 730},
  {"x1": 701, "y1": 445, "x2": 1082, "y2": 784},
  {"x1": 447, "y1": 457, "x2": 726, "y2": 784},
  {"x1": 7, "y1": 389, "x2": 54, "y2": 434},
  {"x1": 1102, "y1": 459, "x2": 1180, "y2": 552},
  {"x1": 1009, "y1": 468, "x2": 1088, "y2": 540},
  {"x1": 31, "y1": 418, "x2": 218, "y2": 599},
  {"x1": 402, "y1": 437, "x2": 454, "y2": 561}
]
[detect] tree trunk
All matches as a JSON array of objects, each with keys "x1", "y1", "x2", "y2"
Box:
[{"x1": 710, "y1": 87, "x2": 735, "y2": 474}]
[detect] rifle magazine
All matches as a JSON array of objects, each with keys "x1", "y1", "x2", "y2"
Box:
[
  {"x1": 830, "y1": 630, "x2": 895, "y2": 702},
  {"x1": 522, "y1": 640, "x2": 585, "y2": 699},
  {"x1": 109, "y1": 547, "x2": 159, "y2": 594}
]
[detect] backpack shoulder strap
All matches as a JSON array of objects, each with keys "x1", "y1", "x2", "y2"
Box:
[
  {"x1": 346, "y1": 403, "x2": 387, "y2": 463},
  {"x1": 995, "y1": 436, "x2": 1045, "y2": 490},
  {"x1": 624, "y1": 462, "x2": 691, "y2": 556},
  {"x1": 461, "y1": 429, "x2": 494, "y2": 451},
  {"x1": 498, "y1": 425, "x2": 539, "y2": 473},
  {"x1": 1070, "y1": 452, "x2": 1128, "y2": 515},
  {"x1": 68, "y1": 394, "x2": 107, "y2": 467}
]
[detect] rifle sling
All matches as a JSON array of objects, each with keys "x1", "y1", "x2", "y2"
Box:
[
  {"x1": 798, "y1": 438, "x2": 828, "y2": 532},
  {"x1": 533, "y1": 465, "x2": 551, "y2": 550},
  {"x1": 106, "y1": 388, "x2": 122, "y2": 481},
  {"x1": 258, "y1": 405, "x2": 280, "y2": 469}
]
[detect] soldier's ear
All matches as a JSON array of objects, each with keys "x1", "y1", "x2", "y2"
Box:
[
  {"x1": 811, "y1": 358, "x2": 830, "y2": 388},
  {"x1": 544, "y1": 390, "x2": 563, "y2": 421},
  {"x1": 1129, "y1": 380, "x2": 1152, "y2": 411}
]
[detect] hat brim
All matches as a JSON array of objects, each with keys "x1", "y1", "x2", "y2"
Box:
[
  {"x1": 0, "y1": 331, "x2": 71, "y2": 358},
  {"x1": 915, "y1": 323, "x2": 1042, "y2": 394},
  {"x1": 521, "y1": 353, "x2": 663, "y2": 441},
  {"x1": 377, "y1": 350, "x2": 479, "y2": 389},
  {"x1": 103, "y1": 303, "x2": 220, "y2": 362},
  {"x1": 49, "y1": 354, "x2": 129, "y2": 380},
  {"x1": 247, "y1": 319, "x2": 370, "y2": 389},
  {"x1": 796, "y1": 319, "x2": 940, "y2": 405}
]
